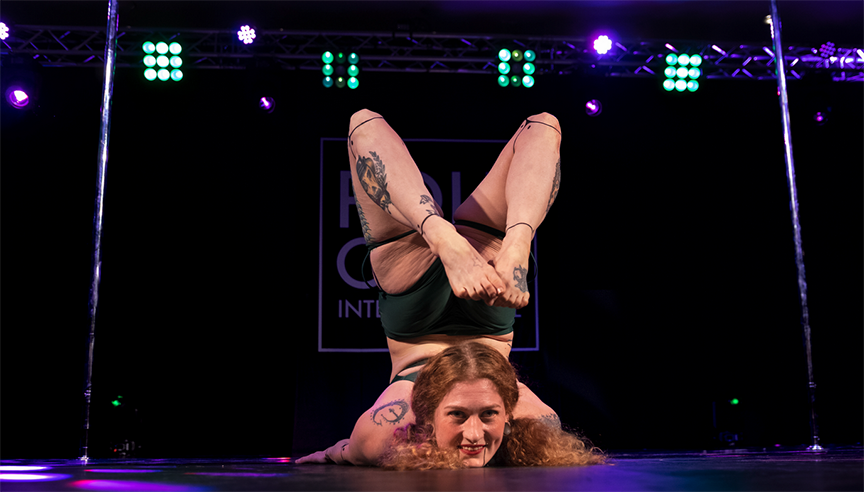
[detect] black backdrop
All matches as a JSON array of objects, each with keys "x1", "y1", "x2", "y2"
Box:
[{"x1": 1, "y1": 57, "x2": 861, "y2": 458}]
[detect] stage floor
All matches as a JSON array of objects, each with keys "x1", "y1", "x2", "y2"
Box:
[{"x1": 2, "y1": 445, "x2": 862, "y2": 491}]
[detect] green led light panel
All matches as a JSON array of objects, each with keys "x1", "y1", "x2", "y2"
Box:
[
  {"x1": 143, "y1": 40, "x2": 182, "y2": 82},
  {"x1": 664, "y1": 52, "x2": 700, "y2": 92}
]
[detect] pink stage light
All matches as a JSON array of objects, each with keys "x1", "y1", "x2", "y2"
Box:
[
  {"x1": 238, "y1": 25, "x2": 256, "y2": 45},
  {"x1": 585, "y1": 99, "x2": 603, "y2": 117},
  {"x1": 5, "y1": 87, "x2": 29, "y2": 109},
  {"x1": 259, "y1": 96, "x2": 275, "y2": 113}
]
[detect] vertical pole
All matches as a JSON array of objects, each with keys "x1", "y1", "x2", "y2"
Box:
[
  {"x1": 79, "y1": 0, "x2": 119, "y2": 461},
  {"x1": 768, "y1": 0, "x2": 823, "y2": 452}
]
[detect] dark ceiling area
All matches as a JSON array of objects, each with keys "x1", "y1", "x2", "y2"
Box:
[{"x1": 2, "y1": 1, "x2": 862, "y2": 46}]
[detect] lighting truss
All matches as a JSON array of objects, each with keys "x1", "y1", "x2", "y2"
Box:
[{"x1": 2, "y1": 26, "x2": 862, "y2": 82}]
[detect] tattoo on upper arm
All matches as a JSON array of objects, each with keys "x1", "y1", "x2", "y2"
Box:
[
  {"x1": 356, "y1": 151, "x2": 392, "y2": 214},
  {"x1": 513, "y1": 265, "x2": 528, "y2": 293},
  {"x1": 546, "y1": 158, "x2": 561, "y2": 214},
  {"x1": 540, "y1": 413, "x2": 562, "y2": 429},
  {"x1": 370, "y1": 399, "x2": 409, "y2": 426}
]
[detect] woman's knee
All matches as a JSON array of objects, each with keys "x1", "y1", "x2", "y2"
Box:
[
  {"x1": 528, "y1": 112, "x2": 561, "y2": 134},
  {"x1": 349, "y1": 108, "x2": 382, "y2": 133}
]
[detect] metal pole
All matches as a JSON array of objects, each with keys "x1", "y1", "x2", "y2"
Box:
[
  {"x1": 768, "y1": 0, "x2": 823, "y2": 452},
  {"x1": 79, "y1": 0, "x2": 119, "y2": 461}
]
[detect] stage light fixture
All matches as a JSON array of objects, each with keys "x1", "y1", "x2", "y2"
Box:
[
  {"x1": 593, "y1": 35, "x2": 612, "y2": 55},
  {"x1": 0, "y1": 22, "x2": 10, "y2": 40},
  {"x1": 4, "y1": 87, "x2": 30, "y2": 109},
  {"x1": 818, "y1": 42, "x2": 836, "y2": 58},
  {"x1": 664, "y1": 53, "x2": 700, "y2": 92},
  {"x1": 259, "y1": 96, "x2": 275, "y2": 113},
  {"x1": 323, "y1": 52, "x2": 360, "y2": 88},
  {"x1": 143, "y1": 41, "x2": 182, "y2": 82},
  {"x1": 237, "y1": 25, "x2": 256, "y2": 45},
  {"x1": 496, "y1": 49, "x2": 536, "y2": 88},
  {"x1": 585, "y1": 99, "x2": 602, "y2": 117}
]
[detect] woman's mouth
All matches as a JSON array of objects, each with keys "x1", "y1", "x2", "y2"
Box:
[{"x1": 458, "y1": 444, "x2": 486, "y2": 456}]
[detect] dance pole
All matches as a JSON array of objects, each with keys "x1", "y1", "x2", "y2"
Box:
[
  {"x1": 79, "y1": 0, "x2": 120, "y2": 461},
  {"x1": 768, "y1": 0, "x2": 823, "y2": 452}
]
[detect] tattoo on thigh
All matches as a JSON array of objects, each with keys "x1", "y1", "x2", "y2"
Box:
[
  {"x1": 356, "y1": 151, "x2": 393, "y2": 214},
  {"x1": 513, "y1": 265, "x2": 528, "y2": 293},
  {"x1": 540, "y1": 413, "x2": 562, "y2": 429},
  {"x1": 370, "y1": 399, "x2": 410, "y2": 426},
  {"x1": 355, "y1": 198, "x2": 375, "y2": 244},
  {"x1": 546, "y1": 158, "x2": 561, "y2": 214}
]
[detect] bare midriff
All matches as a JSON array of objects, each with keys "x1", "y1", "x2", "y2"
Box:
[{"x1": 387, "y1": 333, "x2": 513, "y2": 383}]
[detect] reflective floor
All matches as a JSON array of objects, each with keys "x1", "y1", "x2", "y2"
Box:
[{"x1": 2, "y1": 445, "x2": 862, "y2": 491}]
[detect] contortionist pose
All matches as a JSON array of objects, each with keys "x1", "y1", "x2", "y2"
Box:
[{"x1": 297, "y1": 110, "x2": 604, "y2": 469}]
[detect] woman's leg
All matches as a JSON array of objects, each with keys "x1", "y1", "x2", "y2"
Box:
[
  {"x1": 454, "y1": 112, "x2": 562, "y2": 309},
  {"x1": 348, "y1": 109, "x2": 505, "y2": 302}
]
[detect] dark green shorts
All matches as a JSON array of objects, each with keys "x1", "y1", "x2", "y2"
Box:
[{"x1": 379, "y1": 258, "x2": 516, "y2": 341}]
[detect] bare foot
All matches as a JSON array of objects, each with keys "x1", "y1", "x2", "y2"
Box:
[
  {"x1": 491, "y1": 227, "x2": 533, "y2": 309},
  {"x1": 423, "y1": 217, "x2": 505, "y2": 305}
]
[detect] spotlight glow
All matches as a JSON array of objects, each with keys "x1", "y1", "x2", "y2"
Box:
[
  {"x1": 522, "y1": 75, "x2": 534, "y2": 88},
  {"x1": 523, "y1": 62, "x2": 535, "y2": 75},
  {"x1": 498, "y1": 62, "x2": 511, "y2": 75},
  {"x1": 143, "y1": 41, "x2": 156, "y2": 54},
  {"x1": 237, "y1": 25, "x2": 256, "y2": 44},
  {"x1": 585, "y1": 99, "x2": 602, "y2": 117},
  {"x1": 156, "y1": 42, "x2": 169, "y2": 55},
  {"x1": 322, "y1": 51, "x2": 334, "y2": 64},
  {"x1": 347, "y1": 77, "x2": 359, "y2": 89},
  {"x1": 523, "y1": 50, "x2": 536, "y2": 62},
  {"x1": 144, "y1": 68, "x2": 157, "y2": 80},
  {"x1": 593, "y1": 35, "x2": 612, "y2": 55},
  {"x1": 156, "y1": 55, "x2": 169, "y2": 68},
  {"x1": 143, "y1": 55, "x2": 156, "y2": 67},
  {"x1": 170, "y1": 69, "x2": 183, "y2": 81},
  {"x1": 157, "y1": 69, "x2": 170, "y2": 81},
  {"x1": 322, "y1": 76, "x2": 334, "y2": 88},
  {"x1": 169, "y1": 42, "x2": 182, "y2": 55},
  {"x1": 498, "y1": 49, "x2": 511, "y2": 62},
  {"x1": 1, "y1": 473, "x2": 72, "y2": 482},
  {"x1": 259, "y1": 96, "x2": 275, "y2": 113},
  {"x1": 497, "y1": 75, "x2": 509, "y2": 87},
  {"x1": 0, "y1": 22, "x2": 10, "y2": 41},
  {"x1": 5, "y1": 87, "x2": 30, "y2": 109}
]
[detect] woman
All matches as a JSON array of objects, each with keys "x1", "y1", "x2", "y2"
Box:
[{"x1": 297, "y1": 110, "x2": 600, "y2": 467}]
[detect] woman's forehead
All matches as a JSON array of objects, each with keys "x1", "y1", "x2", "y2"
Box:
[{"x1": 439, "y1": 379, "x2": 503, "y2": 407}]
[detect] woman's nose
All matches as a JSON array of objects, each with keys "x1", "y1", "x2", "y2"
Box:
[{"x1": 463, "y1": 417, "x2": 484, "y2": 441}]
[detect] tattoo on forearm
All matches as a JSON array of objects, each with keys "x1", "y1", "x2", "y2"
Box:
[
  {"x1": 370, "y1": 399, "x2": 409, "y2": 426},
  {"x1": 355, "y1": 198, "x2": 375, "y2": 244},
  {"x1": 513, "y1": 265, "x2": 528, "y2": 293},
  {"x1": 356, "y1": 151, "x2": 393, "y2": 214},
  {"x1": 540, "y1": 413, "x2": 562, "y2": 429},
  {"x1": 546, "y1": 158, "x2": 561, "y2": 214}
]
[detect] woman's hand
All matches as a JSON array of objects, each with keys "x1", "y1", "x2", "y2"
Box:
[{"x1": 295, "y1": 438, "x2": 351, "y2": 465}]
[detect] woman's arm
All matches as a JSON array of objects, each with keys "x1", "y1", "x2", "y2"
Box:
[{"x1": 296, "y1": 381, "x2": 415, "y2": 466}]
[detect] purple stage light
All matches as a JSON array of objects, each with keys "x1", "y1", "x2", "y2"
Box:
[
  {"x1": 593, "y1": 35, "x2": 612, "y2": 55},
  {"x1": 259, "y1": 96, "x2": 275, "y2": 113},
  {"x1": 0, "y1": 22, "x2": 9, "y2": 40},
  {"x1": 238, "y1": 25, "x2": 256, "y2": 44},
  {"x1": 585, "y1": 99, "x2": 602, "y2": 117},
  {"x1": 0, "y1": 466, "x2": 50, "y2": 471},
  {"x1": 5, "y1": 87, "x2": 29, "y2": 109}
]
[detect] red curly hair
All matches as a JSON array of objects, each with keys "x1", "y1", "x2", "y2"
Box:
[{"x1": 378, "y1": 341, "x2": 605, "y2": 470}]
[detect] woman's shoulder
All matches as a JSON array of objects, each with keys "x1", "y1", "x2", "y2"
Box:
[{"x1": 367, "y1": 381, "x2": 415, "y2": 427}]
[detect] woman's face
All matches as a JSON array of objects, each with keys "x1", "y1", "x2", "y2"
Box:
[{"x1": 432, "y1": 378, "x2": 507, "y2": 467}]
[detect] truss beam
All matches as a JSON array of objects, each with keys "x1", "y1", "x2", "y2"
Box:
[{"x1": 2, "y1": 26, "x2": 861, "y2": 82}]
